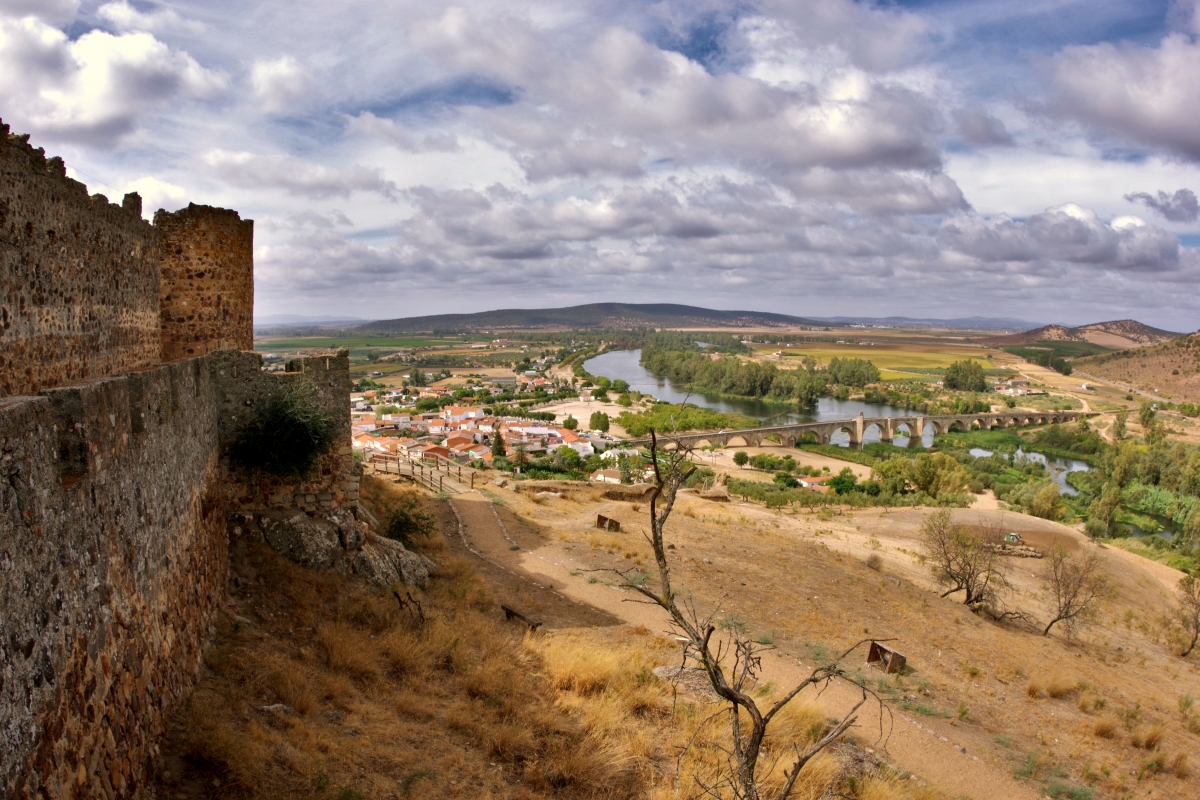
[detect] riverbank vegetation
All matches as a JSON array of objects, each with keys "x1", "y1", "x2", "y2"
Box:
[{"x1": 614, "y1": 402, "x2": 759, "y2": 436}]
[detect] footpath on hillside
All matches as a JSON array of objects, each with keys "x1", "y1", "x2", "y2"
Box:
[{"x1": 443, "y1": 489, "x2": 1041, "y2": 800}]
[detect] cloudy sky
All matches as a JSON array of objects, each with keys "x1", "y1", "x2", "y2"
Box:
[{"x1": 3, "y1": 0, "x2": 1199, "y2": 329}]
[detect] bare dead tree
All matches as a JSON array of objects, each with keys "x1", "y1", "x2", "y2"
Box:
[
  {"x1": 1042, "y1": 543, "x2": 1110, "y2": 637},
  {"x1": 616, "y1": 429, "x2": 880, "y2": 800},
  {"x1": 920, "y1": 509, "x2": 1008, "y2": 609},
  {"x1": 1174, "y1": 575, "x2": 1200, "y2": 657}
]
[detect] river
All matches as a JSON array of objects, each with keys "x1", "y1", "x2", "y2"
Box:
[
  {"x1": 968, "y1": 447, "x2": 1090, "y2": 496},
  {"x1": 583, "y1": 349, "x2": 937, "y2": 446}
]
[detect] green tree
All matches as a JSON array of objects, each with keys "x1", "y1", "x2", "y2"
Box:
[
  {"x1": 1139, "y1": 401, "x2": 1157, "y2": 429},
  {"x1": 611, "y1": 379, "x2": 630, "y2": 393},
  {"x1": 1113, "y1": 408, "x2": 1128, "y2": 440},
  {"x1": 591, "y1": 386, "x2": 609, "y2": 400},
  {"x1": 1031, "y1": 484, "x2": 1064, "y2": 521},
  {"x1": 795, "y1": 370, "x2": 826, "y2": 408},
  {"x1": 827, "y1": 357, "x2": 880, "y2": 387},
  {"x1": 774, "y1": 471, "x2": 799, "y2": 488},
  {"x1": 511, "y1": 443, "x2": 529, "y2": 470},
  {"x1": 829, "y1": 467, "x2": 858, "y2": 494},
  {"x1": 733, "y1": 450, "x2": 749, "y2": 468},
  {"x1": 409, "y1": 368, "x2": 427, "y2": 387},
  {"x1": 589, "y1": 411, "x2": 610, "y2": 432},
  {"x1": 552, "y1": 445, "x2": 583, "y2": 471},
  {"x1": 943, "y1": 360, "x2": 988, "y2": 392},
  {"x1": 562, "y1": 415, "x2": 578, "y2": 430},
  {"x1": 491, "y1": 432, "x2": 506, "y2": 460},
  {"x1": 1086, "y1": 484, "x2": 1121, "y2": 537},
  {"x1": 617, "y1": 393, "x2": 633, "y2": 407}
]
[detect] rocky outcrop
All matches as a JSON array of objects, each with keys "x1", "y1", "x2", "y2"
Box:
[
  {"x1": 244, "y1": 508, "x2": 434, "y2": 587},
  {"x1": 353, "y1": 536, "x2": 437, "y2": 588},
  {"x1": 259, "y1": 510, "x2": 343, "y2": 571}
]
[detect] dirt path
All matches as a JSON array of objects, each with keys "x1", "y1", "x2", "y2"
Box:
[{"x1": 446, "y1": 490, "x2": 1041, "y2": 800}]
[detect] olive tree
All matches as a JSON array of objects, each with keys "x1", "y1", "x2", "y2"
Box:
[
  {"x1": 1042, "y1": 544, "x2": 1110, "y2": 637},
  {"x1": 920, "y1": 509, "x2": 1007, "y2": 608}
]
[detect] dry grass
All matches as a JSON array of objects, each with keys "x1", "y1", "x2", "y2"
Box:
[
  {"x1": 157, "y1": 540, "x2": 647, "y2": 800},
  {"x1": 1093, "y1": 718, "x2": 1117, "y2": 738},
  {"x1": 164, "y1": 534, "x2": 923, "y2": 800},
  {"x1": 1045, "y1": 674, "x2": 1075, "y2": 699},
  {"x1": 1171, "y1": 752, "x2": 1190, "y2": 779},
  {"x1": 1140, "y1": 724, "x2": 1166, "y2": 750},
  {"x1": 1025, "y1": 679, "x2": 1043, "y2": 698}
]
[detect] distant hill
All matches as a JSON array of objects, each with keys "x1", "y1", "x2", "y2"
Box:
[
  {"x1": 255, "y1": 315, "x2": 373, "y2": 328},
  {"x1": 355, "y1": 303, "x2": 828, "y2": 333},
  {"x1": 811, "y1": 315, "x2": 1042, "y2": 331},
  {"x1": 1074, "y1": 332, "x2": 1200, "y2": 403},
  {"x1": 984, "y1": 320, "x2": 1182, "y2": 351}
]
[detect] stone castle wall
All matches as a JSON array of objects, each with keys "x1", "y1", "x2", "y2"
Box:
[
  {"x1": 0, "y1": 122, "x2": 163, "y2": 397},
  {"x1": 0, "y1": 123, "x2": 357, "y2": 798},
  {"x1": 212, "y1": 349, "x2": 358, "y2": 513},
  {"x1": 0, "y1": 359, "x2": 228, "y2": 798},
  {"x1": 156, "y1": 205, "x2": 254, "y2": 362}
]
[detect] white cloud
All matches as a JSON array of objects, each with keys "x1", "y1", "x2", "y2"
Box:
[
  {"x1": 120, "y1": 175, "x2": 189, "y2": 217},
  {"x1": 1048, "y1": 32, "x2": 1200, "y2": 159},
  {"x1": 203, "y1": 149, "x2": 400, "y2": 200},
  {"x1": 0, "y1": 15, "x2": 225, "y2": 146},
  {"x1": 250, "y1": 55, "x2": 311, "y2": 114},
  {"x1": 96, "y1": 1, "x2": 205, "y2": 34},
  {"x1": 0, "y1": 0, "x2": 79, "y2": 26},
  {"x1": 938, "y1": 204, "x2": 1180, "y2": 271},
  {"x1": 344, "y1": 111, "x2": 460, "y2": 152}
]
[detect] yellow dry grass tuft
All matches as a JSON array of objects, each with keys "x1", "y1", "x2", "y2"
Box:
[
  {"x1": 1025, "y1": 679, "x2": 1043, "y2": 698},
  {"x1": 1171, "y1": 751, "x2": 1190, "y2": 779},
  {"x1": 1045, "y1": 674, "x2": 1075, "y2": 699},
  {"x1": 1093, "y1": 718, "x2": 1117, "y2": 738}
]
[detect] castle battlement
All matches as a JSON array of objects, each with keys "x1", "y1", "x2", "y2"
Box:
[{"x1": 1, "y1": 119, "x2": 254, "y2": 398}]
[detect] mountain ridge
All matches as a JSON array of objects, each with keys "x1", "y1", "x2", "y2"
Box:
[{"x1": 353, "y1": 304, "x2": 1044, "y2": 333}]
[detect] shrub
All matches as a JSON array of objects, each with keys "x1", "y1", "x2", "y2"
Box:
[
  {"x1": 230, "y1": 383, "x2": 336, "y2": 477},
  {"x1": 384, "y1": 494, "x2": 436, "y2": 549}
]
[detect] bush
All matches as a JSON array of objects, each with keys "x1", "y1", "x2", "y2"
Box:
[
  {"x1": 562, "y1": 415, "x2": 578, "y2": 430},
  {"x1": 733, "y1": 451, "x2": 749, "y2": 467},
  {"x1": 230, "y1": 383, "x2": 336, "y2": 477},
  {"x1": 384, "y1": 494, "x2": 436, "y2": 549}
]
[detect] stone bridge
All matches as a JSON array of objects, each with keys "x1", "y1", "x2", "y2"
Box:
[{"x1": 624, "y1": 410, "x2": 1091, "y2": 449}]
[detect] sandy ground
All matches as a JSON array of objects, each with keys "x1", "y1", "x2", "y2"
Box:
[
  {"x1": 698, "y1": 444, "x2": 874, "y2": 480},
  {"x1": 534, "y1": 397, "x2": 644, "y2": 436},
  {"x1": 431, "y1": 480, "x2": 1200, "y2": 800}
]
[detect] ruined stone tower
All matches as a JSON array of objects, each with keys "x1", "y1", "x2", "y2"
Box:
[{"x1": 156, "y1": 203, "x2": 254, "y2": 361}]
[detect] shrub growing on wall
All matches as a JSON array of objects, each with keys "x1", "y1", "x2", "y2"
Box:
[{"x1": 230, "y1": 383, "x2": 336, "y2": 477}]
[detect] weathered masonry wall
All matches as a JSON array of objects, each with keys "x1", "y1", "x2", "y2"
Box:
[
  {"x1": 0, "y1": 122, "x2": 162, "y2": 397},
  {"x1": 0, "y1": 350, "x2": 357, "y2": 798},
  {"x1": 0, "y1": 359, "x2": 227, "y2": 799},
  {"x1": 0, "y1": 122, "x2": 354, "y2": 799},
  {"x1": 156, "y1": 204, "x2": 254, "y2": 362},
  {"x1": 212, "y1": 349, "x2": 358, "y2": 513}
]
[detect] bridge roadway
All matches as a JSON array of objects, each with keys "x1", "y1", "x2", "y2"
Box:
[{"x1": 623, "y1": 410, "x2": 1091, "y2": 449}]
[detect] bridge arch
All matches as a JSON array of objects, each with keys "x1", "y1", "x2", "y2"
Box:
[{"x1": 726, "y1": 435, "x2": 750, "y2": 448}]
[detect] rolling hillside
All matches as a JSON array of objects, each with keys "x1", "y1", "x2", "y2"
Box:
[
  {"x1": 355, "y1": 303, "x2": 827, "y2": 333},
  {"x1": 985, "y1": 319, "x2": 1181, "y2": 350},
  {"x1": 1074, "y1": 332, "x2": 1200, "y2": 402}
]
